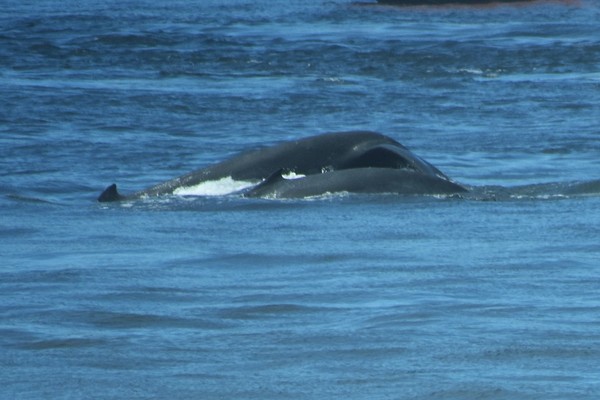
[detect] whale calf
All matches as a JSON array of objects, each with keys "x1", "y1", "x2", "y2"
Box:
[
  {"x1": 245, "y1": 168, "x2": 467, "y2": 199},
  {"x1": 98, "y1": 131, "x2": 465, "y2": 202}
]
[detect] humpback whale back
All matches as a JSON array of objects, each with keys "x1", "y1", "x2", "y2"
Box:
[
  {"x1": 338, "y1": 144, "x2": 449, "y2": 179},
  {"x1": 97, "y1": 131, "x2": 464, "y2": 202},
  {"x1": 244, "y1": 168, "x2": 468, "y2": 199}
]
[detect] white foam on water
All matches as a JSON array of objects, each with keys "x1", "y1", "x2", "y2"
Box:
[{"x1": 172, "y1": 177, "x2": 256, "y2": 196}]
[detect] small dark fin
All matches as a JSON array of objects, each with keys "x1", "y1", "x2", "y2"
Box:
[
  {"x1": 98, "y1": 184, "x2": 125, "y2": 202},
  {"x1": 340, "y1": 144, "x2": 449, "y2": 180},
  {"x1": 263, "y1": 169, "x2": 287, "y2": 185},
  {"x1": 341, "y1": 145, "x2": 412, "y2": 170},
  {"x1": 243, "y1": 169, "x2": 286, "y2": 197}
]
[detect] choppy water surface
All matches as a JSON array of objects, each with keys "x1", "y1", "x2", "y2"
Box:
[{"x1": 1, "y1": 0, "x2": 599, "y2": 398}]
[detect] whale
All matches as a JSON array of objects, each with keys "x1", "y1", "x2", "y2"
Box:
[
  {"x1": 98, "y1": 131, "x2": 465, "y2": 202},
  {"x1": 245, "y1": 168, "x2": 468, "y2": 199}
]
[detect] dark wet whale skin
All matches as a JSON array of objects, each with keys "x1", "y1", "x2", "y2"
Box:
[{"x1": 98, "y1": 131, "x2": 464, "y2": 202}]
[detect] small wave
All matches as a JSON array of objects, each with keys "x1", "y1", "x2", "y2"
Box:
[
  {"x1": 19, "y1": 337, "x2": 106, "y2": 351},
  {"x1": 488, "y1": 71, "x2": 600, "y2": 83},
  {"x1": 466, "y1": 179, "x2": 600, "y2": 201},
  {"x1": 218, "y1": 304, "x2": 324, "y2": 320},
  {"x1": 4, "y1": 193, "x2": 56, "y2": 204},
  {"x1": 172, "y1": 177, "x2": 256, "y2": 197},
  {"x1": 457, "y1": 68, "x2": 484, "y2": 75}
]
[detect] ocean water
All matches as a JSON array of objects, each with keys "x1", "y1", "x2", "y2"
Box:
[{"x1": 1, "y1": 0, "x2": 600, "y2": 398}]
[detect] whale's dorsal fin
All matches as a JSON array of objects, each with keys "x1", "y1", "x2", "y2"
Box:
[
  {"x1": 259, "y1": 168, "x2": 287, "y2": 187},
  {"x1": 243, "y1": 169, "x2": 289, "y2": 198},
  {"x1": 341, "y1": 144, "x2": 449, "y2": 179},
  {"x1": 98, "y1": 184, "x2": 125, "y2": 202},
  {"x1": 341, "y1": 145, "x2": 412, "y2": 170}
]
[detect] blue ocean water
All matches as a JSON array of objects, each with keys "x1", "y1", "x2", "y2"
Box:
[{"x1": 1, "y1": 0, "x2": 600, "y2": 398}]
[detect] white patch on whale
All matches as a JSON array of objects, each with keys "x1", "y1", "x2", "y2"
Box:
[
  {"x1": 172, "y1": 172, "x2": 305, "y2": 197},
  {"x1": 173, "y1": 177, "x2": 256, "y2": 196},
  {"x1": 281, "y1": 171, "x2": 306, "y2": 180}
]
